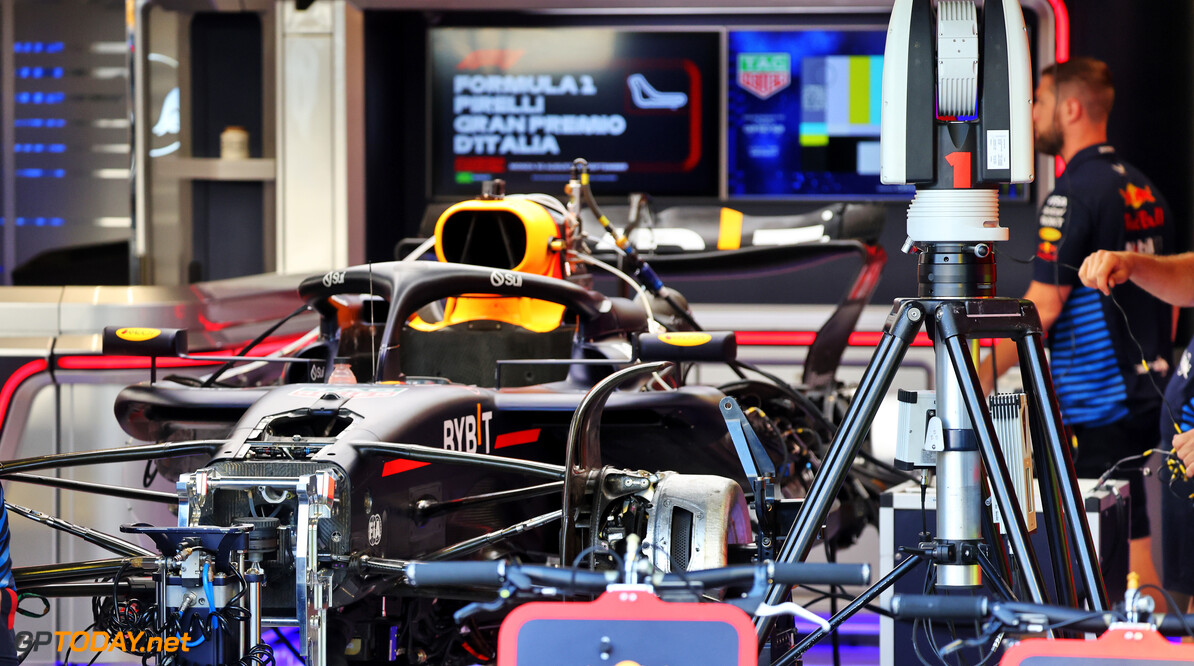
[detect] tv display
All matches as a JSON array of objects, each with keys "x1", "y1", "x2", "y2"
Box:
[
  {"x1": 727, "y1": 28, "x2": 912, "y2": 199},
  {"x1": 429, "y1": 28, "x2": 720, "y2": 198}
]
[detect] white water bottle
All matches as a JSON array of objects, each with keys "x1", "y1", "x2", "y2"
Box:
[{"x1": 327, "y1": 357, "x2": 357, "y2": 385}]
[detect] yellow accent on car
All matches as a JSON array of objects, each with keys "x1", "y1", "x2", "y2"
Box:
[
  {"x1": 115, "y1": 327, "x2": 161, "y2": 342},
  {"x1": 717, "y1": 208, "x2": 744, "y2": 250},
  {"x1": 658, "y1": 332, "x2": 713, "y2": 347},
  {"x1": 411, "y1": 198, "x2": 568, "y2": 333}
]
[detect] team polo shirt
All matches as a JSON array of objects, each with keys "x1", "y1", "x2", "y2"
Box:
[
  {"x1": 1032, "y1": 144, "x2": 1174, "y2": 427},
  {"x1": 0, "y1": 484, "x2": 11, "y2": 590},
  {"x1": 1164, "y1": 341, "x2": 1194, "y2": 444}
]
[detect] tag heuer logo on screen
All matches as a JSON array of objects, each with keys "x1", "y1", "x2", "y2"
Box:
[{"x1": 738, "y1": 53, "x2": 791, "y2": 100}]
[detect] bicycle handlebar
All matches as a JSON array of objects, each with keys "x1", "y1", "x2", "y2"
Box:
[
  {"x1": 401, "y1": 559, "x2": 870, "y2": 592},
  {"x1": 892, "y1": 594, "x2": 1194, "y2": 637},
  {"x1": 891, "y1": 595, "x2": 989, "y2": 621}
]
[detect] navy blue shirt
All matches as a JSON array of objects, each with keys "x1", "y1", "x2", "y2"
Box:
[
  {"x1": 1033, "y1": 144, "x2": 1174, "y2": 427},
  {"x1": 1163, "y1": 341, "x2": 1194, "y2": 445},
  {"x1": 0, "y1": 484, "x2": 11, "y2": 591}
]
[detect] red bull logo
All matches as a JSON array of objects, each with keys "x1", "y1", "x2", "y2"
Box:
[
  {"x1": 1125, "y1": 207, "x2": 1164, "y2": 231},
  {"x1": 1119, "y1": 183, "x2": 1156, "y2": 210}
]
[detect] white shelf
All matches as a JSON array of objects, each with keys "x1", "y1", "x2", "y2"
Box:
[{"x1": 155, "y1": 157, "x2": 276, "y2": 181}]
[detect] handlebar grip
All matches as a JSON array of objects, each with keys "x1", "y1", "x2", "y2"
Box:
[
  {"x1": 892, "y1": 595, "x2": 989, "y2": 620},
  {"x1": 771, "y1": 563, "x2": 871, "y2": 586},
  {"x1": 406, "y1": 561, "x2": 503, "y2": 587},
  {"x1": 668, "y1": 563, "x2": 870, "y2": 588}
]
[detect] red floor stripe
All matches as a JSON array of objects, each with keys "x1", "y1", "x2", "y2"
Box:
[
  {"x1": 382, "y1": 459, "x2": 431, "y2": 476},
  {"x1": 495, "y1": 429, "x2": 540, "y2": 449}
]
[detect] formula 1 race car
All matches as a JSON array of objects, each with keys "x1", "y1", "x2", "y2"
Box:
[{"x1": 1, "y1": 175, "x2": 896, "y2": 666}]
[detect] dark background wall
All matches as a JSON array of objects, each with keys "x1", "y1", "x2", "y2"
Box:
[
  {"x1": 1070, "y1": 2, "x2": 1194, "y2": 256},
  {"x1": 1068, "y1": 2, "x2": 1194, "y2": 341}
]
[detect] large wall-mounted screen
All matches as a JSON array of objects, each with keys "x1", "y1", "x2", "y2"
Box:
[
  {"x1": 726, "y1": 28, "x2": 913, "y2": 199},
  {"x1": 429, "y1": 28, "x2": 721, "y2": 198}
]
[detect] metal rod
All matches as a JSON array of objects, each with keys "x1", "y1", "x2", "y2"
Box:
[
  {"x1": 933, "y1": 333, "x2": 981, "y2": 589},
  {"x1": 16, "y1": 579, "x2": 155, "y2": 598},
  {"x1": 425, "y1": 510, "x2": 562, "y2": 561},
  {"x1": 1020, "y1": 330, "x2": 1108, "y2": 610},
  {"x1": 196, "y1": 476, "x2": 305, "y2": 490},
  {"x1": 4, "y1": 472, "x2": 177, "y2": 504},
  {"x1": 352, "y1": 442, "x2": 566, "y2": 481},
  {"x1": 357, "y1": 556, "x2": 410, "y2": 576},
  {"x1": 5, "y1": 501, "x2": 156, "y2": 558},
  {"x1": 783, "y1": 552, "x2": 926, "y2": 661},
  {"x1": 0, "y1": 440, "x2": 222, "y2": 476},
  {"x1": 248, "y1": 563, "x2": 263, "y2": 648},
  {"x1": 14, "y1": 557, "x2": 156, "y2": 586},
  {"x1": 757, "y1": 301, "x2": 922, "y2": 641},
  {"x1": 415, "y1": 481, "x2": 563, "y2": 520},
  {"x1": 941, "y1": 333, "x2": 1048, "y2": 608}
]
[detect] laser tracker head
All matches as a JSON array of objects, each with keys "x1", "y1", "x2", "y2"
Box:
[{"x1": 880, "y1": 0, "x2": 1034, "y2": 245}]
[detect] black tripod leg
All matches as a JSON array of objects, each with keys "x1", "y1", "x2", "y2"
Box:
[
  {"x1": 940, "y1": 332, "x2": 1049, "y2": 607},
  {"x1": 778, "y1": 553, "x2": 927, "y2": 663},
  {"x1": 1033, "y1": 426, "x2": 1080, "y2": 607},
  {"x1": 1019, "y1": 330, "x2": 1109, "y2": 611},
  {"x1": 755, "y1": 300, "x2": 925, "y2": 642},
  {"x1": 974, "y1": 547, "x2": 1016, "y2": 601}
]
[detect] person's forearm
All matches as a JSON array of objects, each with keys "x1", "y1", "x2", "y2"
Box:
[
  {"x1": 1126, "y1": 253, "x2": 1194, "y2": 307},
  {"x1": 978, "y1": 338, "x2": 1021, "y2": 395}
]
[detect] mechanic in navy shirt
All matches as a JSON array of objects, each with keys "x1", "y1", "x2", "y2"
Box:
[
  {"x1": 1080, "y1": 250, "x2": 1194, "y2": 611},
  {"x1": 979, "y1": 57, "x2": 1174, "y2": 590},
  {"x1": 0, "y1": 483, "x2": 15, "y2": 666}
]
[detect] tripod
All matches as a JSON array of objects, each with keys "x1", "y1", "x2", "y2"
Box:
[{"x1": 761, "y1": 240, "x2": 1110, "y2": 661}]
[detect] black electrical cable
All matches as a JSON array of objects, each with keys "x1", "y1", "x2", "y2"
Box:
[
  {"x1": 1140, "y1": 583, "x2": 1194, "y2": 638},
  {"x1": 729, "y1": 361, "x2": 836, "y2": 436},
  {"x1": 574, "y1": 167, "x2": 711, "y2": 339},
  {"x1": 203, "y1": 303, "x2": 312, "y2": 387},
  {"x1": 996, "y1": 245, "x2": 1190, "y2": 488}
]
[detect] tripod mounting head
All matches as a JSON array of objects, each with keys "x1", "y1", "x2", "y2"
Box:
[{"x1": 881, "y1": 0, "x2": 1034, "y2": 245}]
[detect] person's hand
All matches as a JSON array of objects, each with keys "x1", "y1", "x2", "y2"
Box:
[
  {"x1": 1078, "y1": 250, "x2": 1135, "y2": 295},
  {"x1": 1173, "y1": 428, "x2": 1194, "y2": 473}
]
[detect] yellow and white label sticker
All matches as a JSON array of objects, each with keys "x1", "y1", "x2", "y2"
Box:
[
  {"x1": 114, "y1": 327, "x2": 161, "y2": 342},
  {"x1": 658, "y1": 332, "x2": 713, "y2": 347}
]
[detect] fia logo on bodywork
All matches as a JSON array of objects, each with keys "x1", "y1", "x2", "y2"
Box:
[{"x1": 368, "y1": 513, "x2": 382, "y2": 546}]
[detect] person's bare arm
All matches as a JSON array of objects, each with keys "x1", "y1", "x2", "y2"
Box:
[
  {"x1": 1079, "y1": 250, "x2": 1194, "y2": 307},
  {"x1": 978, "y1": 280, "x2": 1071, "y2": 395},
  {"x1": 1173, "y1": 428, "x2": 1194, "y2": 471}
]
